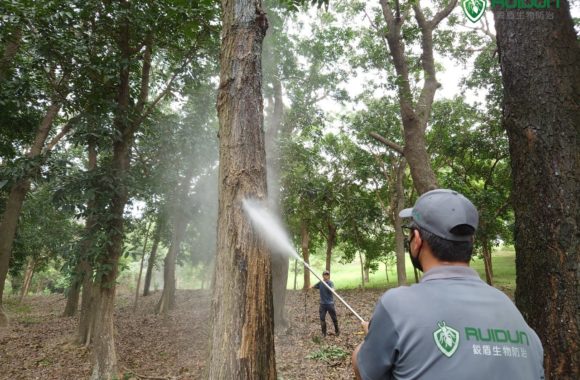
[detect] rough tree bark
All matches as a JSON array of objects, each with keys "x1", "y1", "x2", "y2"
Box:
[
  {"x1": 492, "y1": 2, "x2": 579, "y2": 378},
  {"x1": 376, "y1": 1, "x2": 458, "y2": 194},
  {"x1": 0, "y1": 102, "x2": 61, "y2": 327},
  {"x1": 207, "y1": 0, "x2": 276, "y2": 378}
]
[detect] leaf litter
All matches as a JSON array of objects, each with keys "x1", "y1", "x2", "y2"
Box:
[{"x1": 0, "y1": 287, "x2": 384, "y2": 379}]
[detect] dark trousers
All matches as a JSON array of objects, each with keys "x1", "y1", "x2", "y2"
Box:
[{"x1": 319, "y1": 304, "x2": 339, "y2": 335}]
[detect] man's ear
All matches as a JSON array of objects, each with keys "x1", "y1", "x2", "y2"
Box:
[{"x1": 413, "y1": 229, "x2": 422, "y2": 246}]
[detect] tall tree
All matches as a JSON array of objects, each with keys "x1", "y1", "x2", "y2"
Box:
[
  {"x1": 492, "y1": 2, "x2": 579, "y2": 378},
  {"x1": 0, "y1": 0, "x2": 81, "y2": 325},
  {"x1": 207, "y1": 0, "x2": 276, "y2": 378},
  {"x1": 365, "y1": 0, "x2": 458, "y2": 194},
  {"x1": 80, "y1": 1, "x2": 218, "y2": 377}
]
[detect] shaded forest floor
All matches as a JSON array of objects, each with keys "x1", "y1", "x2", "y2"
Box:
[
  {"x1": 0, "y1": 288, "x2": 383, "y2": 380},
  {"x1": 0, "y1": 284, "x2": 514, "y2": 379}
]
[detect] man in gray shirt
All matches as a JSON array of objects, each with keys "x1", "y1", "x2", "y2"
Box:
[{"x1": 352, "y1": 189, "x2": 544, "y2": 379}]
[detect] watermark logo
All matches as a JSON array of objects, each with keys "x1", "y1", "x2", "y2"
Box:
[
  {"x1": 433, "y1": 321, "x2": 460, "y2": 357},
  {"x1": 462, "y1": 0, "x2": 487, "y2": 22}
]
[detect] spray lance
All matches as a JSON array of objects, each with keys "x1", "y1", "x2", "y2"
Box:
[{"x1": 242, "y1": 199, "x2": 366, "y2": 323}]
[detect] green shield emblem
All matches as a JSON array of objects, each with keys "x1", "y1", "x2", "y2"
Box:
[
  {"x1": 462, "y1": 0, "x2": 486, "y2": 23},
  {"x1": 433, "y1": 321, "x2": 460, "y2": 358}
]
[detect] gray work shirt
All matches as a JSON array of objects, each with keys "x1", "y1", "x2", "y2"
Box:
[
  {"x1": 357, "y1": 266, "x2": 544, "y2": 380},
  {"x1": 314, "y1": 280, "x2": 335, "y2": 305}
]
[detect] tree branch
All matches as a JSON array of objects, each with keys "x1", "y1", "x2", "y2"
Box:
[
  {"x1": 43, "y1": 116, "x2": 78, "y2": 154},
  {"x1": 430, "y1": 0, "x2": 458, "y2": 29},
  {"x1": 0, "y1": 26, "x2": 22, "y2": 81},
  {"x1": 134, "y1": 32, "x2": 154, "y2": 119},
  {"x1": 379, "y1": 0, "x2": 415, "y2": 115},
  {"x1": 369, "y1": 132, "x2": 405, "y2": 156},
  {"x1": 463, "y1": 23, "x2": 496, "y2": 41},
  {"x1": 412, "y1": 1, "x2": 458, "y2": 129},
  {"x1": 133, "y1": 43, "x2": 200, "y2": 129}
]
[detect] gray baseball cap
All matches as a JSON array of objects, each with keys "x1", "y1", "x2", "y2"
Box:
[{"x1": 399, "y1": 189, "x2": 478, "y2": 241}]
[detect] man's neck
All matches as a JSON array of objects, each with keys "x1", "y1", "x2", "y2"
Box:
[{"x1": 421, "y1": 252, "x2": 469, "y2": 273}]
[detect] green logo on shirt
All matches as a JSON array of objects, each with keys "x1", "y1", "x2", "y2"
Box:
[{"x1": 434, "y1": 321, "x2": 460, "y2": 357}]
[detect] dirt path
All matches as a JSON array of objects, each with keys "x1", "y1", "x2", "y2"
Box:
[{"x1": 0, "y1": 288, "x2": 383, "y2": 379}]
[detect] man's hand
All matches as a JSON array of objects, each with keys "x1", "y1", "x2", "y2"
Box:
[{"x1": 361, "y1": 320, "x2": 369, "y2": 335}]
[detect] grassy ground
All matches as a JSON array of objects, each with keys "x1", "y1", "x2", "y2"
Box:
[{"x1": 288, "y1": 246, "x2": 516, "y2": 293}]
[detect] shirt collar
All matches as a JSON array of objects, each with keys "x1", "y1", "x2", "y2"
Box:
[{"x1": 420, "y1": 265, "x2": 481, "y2": 283}]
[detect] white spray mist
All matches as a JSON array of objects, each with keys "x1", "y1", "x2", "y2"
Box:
[
  {"x1": 242, "y1": 199, "x2": 300, "y2": 260},
  {"x1": 242, "y1": 199, "x2": 365, "y2": 322}
]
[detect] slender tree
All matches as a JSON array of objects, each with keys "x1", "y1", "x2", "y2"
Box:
[
  {"x1": 155, "y1": 166, "x2": 194, "y2": 315},
  {"x1": 492, "y1": 2, "x2": 579, "y2": 378}
]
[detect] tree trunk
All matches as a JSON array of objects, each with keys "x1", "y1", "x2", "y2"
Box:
[
  {"x1": 271, "y1": 252, "x2": 289, "y2": 329},
  {"x1": 401, "y1": 119, "x2": 438, "y2": 194},
  {"x1": 385, "y1": 262, "x2": 389, "y2": 283},
  {"x1": 156, "y1": 243, "x2": 177, "y2": 314},
  {"x1": 63, "y1": 264, "x2": 82, "y2": 317},
  {"x1": 393, "y1": 158, "x2": 407, "y2": 285},
  {"x1": 207, "y1": 0, "x2": 275, "y2": 378},
  {"x1": 91, "y1": 5, "x2": 133, "y2": 376},
  {"x1": 293, "y1": 259, "x2": 298, "y2": 290},
  {"x1": 19, "y1": 257, "x2": 35, "y2": 303},
  {"x1": 90, "y1": 139, "x2": 128, "y2": 379},
  {"x1": 133, "y1": 220, "x2": 152, "y2": 313},
  {"x1": 90, "y1": 278, "x2": 118, "y2": 380},
  {"x1": 77, "y1": 260, "x2": 94, "y2": 345},
  {"x1": 359, "y1": 251, "x2": 365, "y2": 289},
  {"x1": 325, "y1": 221, "x2": 336, "y2": 272},
  {"x1": 266, "y1": 71, "x2": 289, "y2": 330},
  {"x1": 143, "y1": 223, "x2": 161, "y2": 296},
  {"x1": 481, "y1": 240, "x2": 493, "y2": 286},
  {"x1": 156, "y1": 166, "x2": 194, "y2": 315},
  {"x1": 0, "y1": 102, "x2": 61, "y2": 327},
  {"x1": 301, "y1": 220, "x2": 311, "y2": 290},
  {"x1": 493, "y1": 3, "x2": 579, "y2": 378},
  {"x1": 76, "y1": 137, "x2": 97, "y2": 342},
  {"x1": 155, "y1": 228, "x2": 184, "y2": 315}
]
